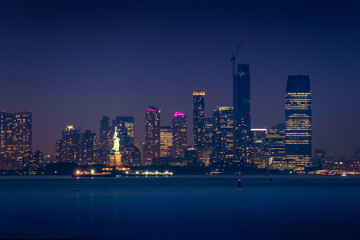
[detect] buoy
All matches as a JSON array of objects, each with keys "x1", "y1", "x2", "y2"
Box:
[
  {"x1": 269, "y1": 176, "x2": 272, "y2": 182},
  {"x1": 238, "y1": 179, "x2": 242, "y2": 188}
]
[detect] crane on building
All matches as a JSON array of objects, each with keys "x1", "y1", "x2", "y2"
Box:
[
  {"x1": 78, "y1": 109, "x2": 88, "y2": 133},
  {"x1": 78, "y1": 109, "x2": 88, "y2": 163},
  {"x1": 231, "y1": 36, "x2": 245, "y2": 77}
]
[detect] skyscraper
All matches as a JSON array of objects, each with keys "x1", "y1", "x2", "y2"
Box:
[
  {"x1": 160, "y1": 126, "x2": 172, "y2": 158},
  {"x1": 193, "y1": 91, "x2": 205, "y2": 151},
  {"x1": 202, "y1": 117, "x2": 214, "y2": 166},
  {"x1": 56, "y1": 125, "x2": 80, "y2": 163},
  {"x1": 113, "y1": 116, "x2": 135, "y2": 147},
  {"x1": 122, "y1": 143, "x2": 141, "y2": 167},
  {"x1": 204, "y1": 117, "x2": 214, "y2": 149},
  {"x1": 144, "y1": 106, "x2": 161, "y2": 165},
  {"x1": 28, "y1": 150, "x2": 43, "y2": 172},
  {"x1": 80, "y1": 130, "x2": 97, "y2": 165},
  {"x1": 233, "y1": 64, "x2": 252, "y2": 166},
  {"x1": 0, "y1": 111, "x2": 32, "y2": 170},
  {"x1": 265, "y1": 123, "x2": 287, "y2": 170},
  {"x1": 212, "y1": 106, "x2": 234, "y2": 166},
  {"x1": 251, "y1": 128, "x2": 267, "y2": 169},
  {"x1": 100, "y1": 116, "x2": 112, "y2": 151},
  {"x1": 285, "y1": 75, "x2": 312, "y2": 171},
  {"x1": 172, "y1": 112, "x2": 187, "y2": 158}
]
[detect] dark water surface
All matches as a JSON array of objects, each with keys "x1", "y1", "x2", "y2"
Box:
[{"x1": 1, "y1": 175, "x2": 360, "y2": 240}]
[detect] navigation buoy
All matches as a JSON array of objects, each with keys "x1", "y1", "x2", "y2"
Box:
[
  {"x1": 238, "y1": 179, "x2": 242, "y2": 188},
  {"x1": 270, "y1": 176, "x2": 272, "y2": 182}
]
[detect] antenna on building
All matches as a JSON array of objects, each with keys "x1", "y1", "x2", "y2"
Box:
[{"x1": 230, "y1": 36, "x2": 245, "y2": 76}]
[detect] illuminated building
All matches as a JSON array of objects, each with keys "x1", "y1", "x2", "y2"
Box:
[
  {"x1": 251, "y1": 128, "x2": 267, "y2": 169},
  {"x1": 212, "y1": 106, "x2": 233, "y2": 166},
  {"x1": 193, "y1": 91, "x2": 205, "y2": 151},
  {"x1": 113, "y1": 116, "x2": 135, "y2": 146},
  {"x1": 265, "y1": 124, "x2": 288, "y2": 170},
  {"x1": 56, "y1": 125, "x2": 80, "y2": 163},
  {"x1": 28, "y1": 150, "x2": 43, "y2": 172},
  {"x1": 204, "y1": 118, "x2": 214, "y2": 149},
  {"x1": 121, "y1": 143, "x2": 141, "y2": 167},
  {"x1": 322, "y1": 156, "x2": 356, "y2": 173},
  {"x1": 285, "y1": 75, "x2": 312, "y2": 171},
  {"x1": 160, "y1": 126, "x2": 172, "y2": 157},
  {"x1": 144, "y1": 106, "x2": 161, "y2": 165},
  {"x1": 314, "y1": 149, "x2": 326, "y2": 169},
  {"x1": 185, "y1": 146, "x2": 199, "y2": 166},
  {"x1": 201, "y1": 117, "x2": 214, "y2": 166},
  {"x1": 233, "y1": 64, "x2": 252, "y2": 166},
  {"x1": 252, "y1": 128, "x2": 267, "y2": 142},
  {"x1": 0, "y1": 111, "x2": 32, "y2": 170},
  {"x1": 80, "y1": 130, "x2": 97, "y2": 165},
  {"x1": 172, "y1": 112, "x2": 187, "y2": 158},
  {"x1": 100, "y1": 116, "x2": 112, "y2": 151}
]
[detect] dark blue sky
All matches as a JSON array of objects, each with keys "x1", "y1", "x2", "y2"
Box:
[{"x1": 0, "y1": 0, "x2": 359, "y2": 156}]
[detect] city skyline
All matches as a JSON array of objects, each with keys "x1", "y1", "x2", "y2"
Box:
[
  {"x1": 2, "y1": 2, "x2": 360, "y2": 240},
  {"x1": 1, "y1": 0, "x2": 360, "y2": 156}
]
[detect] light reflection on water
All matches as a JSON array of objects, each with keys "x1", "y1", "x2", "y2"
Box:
[{"x1": 1, "y1": 175, "x2": 360, "y2": 240}]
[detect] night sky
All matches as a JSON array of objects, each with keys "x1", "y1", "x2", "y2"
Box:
[{"x1": 1, "y1": 0, "x2": 359, "y2": 156}]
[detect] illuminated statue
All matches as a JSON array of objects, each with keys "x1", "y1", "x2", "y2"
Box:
[{"x1": 112, "y1": 126, "x2": 120, "y2": 153}]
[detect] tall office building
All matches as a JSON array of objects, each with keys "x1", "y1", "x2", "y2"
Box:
[
  {"x1": 251, "y1": 128, "x2": 267, "y2": 169},
  {"x1": 113, "y1": 116, "x2": 135, "y2": 147},
  {"x1": 233, "y1": 64, "x2": 252, "y2": 166},
  {"x1": 265, "y1": 123, "x2": 287, "y2": 170},
  {"x1": 172, "y1": 112, "x2": 187, "y2": 158},
  {"x1": 28, "y1": 150, "x2": 43, "y2": 171},
  {"x1": 212, "y1": 106, "x2": 234, "y2": 166},
  {"x1": 204, "y1": 118, "x2": 214, "y2": 149},
  {"x1": 202, "y1": 117, "x2": 214, "y2": 166},
  {"x1": 56, "y1": 125, "x2": 80, "y2": 163},
  {"x1": 80, "y1": 130, "x2": 97, "y2": 165},
  {"x1": 185, "y1": 146, "x2": 199, "y2": 166},
  {"x1": 144, "y1": 106, "x2": 161, "y2": 165},
  {"x1": 122, "y1": 143, "x2": 141, "y2": 167},
  {"x1": 100, "y1": 116, "x2": 112, "y2": 150},
  {"x1": 0, "y1": 111, "x2": 32, "y2": 170},
  {"x1": 193, "y1": 91, "x2": 205, "y2": 151},
  {"x1": 160, "y1": 126, "x2": 172, "y2": 158},
  {"x1": 285, "y1": 75, "x2": 312, "y2": 171}
]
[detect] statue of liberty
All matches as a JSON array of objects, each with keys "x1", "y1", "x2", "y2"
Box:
[{"x1": 112, "y1": 126, "x2": 120, "y2": 153}]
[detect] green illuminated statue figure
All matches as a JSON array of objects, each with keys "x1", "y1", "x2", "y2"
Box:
[{"x1": 112, "y1": 126, "x2": 120, "y2": 153}]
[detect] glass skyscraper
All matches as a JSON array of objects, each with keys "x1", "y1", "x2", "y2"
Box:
[
  {"x1": 233, "y1": 64, "x2": 252, "y2": 166},
  {"x1": 56, "y1": 125, "x2": 81, "y2": 163},
  {"x1": 0, "y1": 111, "x2": 32, "y2": 170},
  {"x1": 265, "y1": 123, "x2": 287, "y2": 170},
  {"x1": 113, "y1": 116, "x2": 135, "y2": 147},
  {"x1": 80, "y1": 130, "x2": 97, "y2": 165},
  {"x1": 212, "y1": 106, "x2": 234, "y2": 166},
  {"x1": 285, "y1": 75, "x2": 312, "y2": 171},
  {"x1": 172, "y1": 112, "x2": 187, "y2": 158},
  {"x1": 144, "y1": 106, "x2": 161, "y2": 165},
  {"x1": 193, "y1": 91, "x2": 205, "y2": 151},
  {"x1": 160, "y1": 126, "x2": 172, "y2": 158},
  {"x1": 99, "y1": 116, "x2": 112, "y2": 151}
]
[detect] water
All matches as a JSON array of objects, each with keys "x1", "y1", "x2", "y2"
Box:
[{"x1": 1, "y1": 175, "x2": 360, "y2": 240}]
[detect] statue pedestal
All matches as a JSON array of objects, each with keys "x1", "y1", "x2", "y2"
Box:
[{"x1": 109, "y1": 152, "x2": 122, "y2": 167}]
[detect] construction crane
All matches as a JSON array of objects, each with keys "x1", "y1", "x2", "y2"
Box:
[
  {"x1": 78, "y1": 109, "x2": 88, "y2": 163},
  {"x1": 231, "y1": 36, "x2": 245, "y2": 76},
  {"x1": 78, "y1": 109, "x2": 88, "y2": 132}
]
